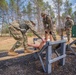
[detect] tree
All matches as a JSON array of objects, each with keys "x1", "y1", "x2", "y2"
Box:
[
  {"x1": 44, "y1": 1, "x2": 55, "y2": 18},
  {"x1": 22, "y1": 6, "x2": 27, "y2": 19},
  {"x1": 52, "y1": 0, "x2": 63, "y2": 27},
  {"x1": 26, "y1": 2, "x2": 32, "y2": 20},
  {"x1": 64, "y1": 0, "x2": 72, "y2": 16},
  {"x1": 32, "y1": 0, "x2": 44, "y2": 32},
  {"x1": 0, "y1": 0, "x2": 8, "y2": 36},
  {"x1": 9, "y1": 0, "x2": 17, "y2": 21},
  {"x1": 74, "y1": 11, "x2": 76, "y2": 24}
]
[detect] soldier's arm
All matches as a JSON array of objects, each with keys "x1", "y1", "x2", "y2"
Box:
[
  {"x1": 9, "y1": 23, "x2": 21, "y2": 31},
  {"x1": 25, "y1": 21, "x2": 42, "y2": 39},
  {"x1": 29, "y1": 27, "x2": 42, "y2": 39},
  {"x1": 43, "y1": 21, "x2": 46, "y2": 29},
  {"x1": 71, "y1": 20, "x2": 74, "y2": 26},
  {"x1": 12, "y1": 25, "x2": 21, "y2": 31}
]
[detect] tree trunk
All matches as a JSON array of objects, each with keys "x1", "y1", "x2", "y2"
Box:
[{"x1": 1, "y1": 12, "x2": 4, "y2": 36}]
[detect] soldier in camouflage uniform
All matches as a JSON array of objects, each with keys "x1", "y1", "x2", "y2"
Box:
[
  {"x1": 41, "y1": 12, "x2": 57, "y2": 41},
  {"x1": 8, "y1": 20, "x2": 43, "y2": 56},
  {"x1": 65, "y1": 15, "x2": 74, "y2": 44}
]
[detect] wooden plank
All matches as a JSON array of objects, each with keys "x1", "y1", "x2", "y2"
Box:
[
  {"x1": 49, "y1": 40, "x2": 66, "y2": 45},
  {"x1": 0, "y1": 50, "x2": 39, "y2": 61},
  {"x1": 49, "y1": 54, "x2": 66, "y2": 64}
]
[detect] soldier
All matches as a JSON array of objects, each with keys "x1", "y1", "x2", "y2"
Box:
[
  {"x1": 8, "y1": 20, "x2": 44, "y2": 56},
  {"x1": 65, "y1": 15, "x2": 74, "y2": 44},
  {"x1": 41, "y1": 12, "x2": 57, "y2": 41}
]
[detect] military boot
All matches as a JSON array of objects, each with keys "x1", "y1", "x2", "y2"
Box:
[
  {"x1": 8, "y1": 51, "x2": 18, "y2": 56},
  {"x1": 24, "y1": 49, "x2": 34, "y2": 53}
]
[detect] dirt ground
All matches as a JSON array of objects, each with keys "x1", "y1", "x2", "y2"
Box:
[
  {"x1": 0, "y1": 36, "x2": 35, "y2": 52},
  {"x1": 0, "y1": 36, "x2": 76, "y2": 75},
  {"x1": 0, "y1": 50, "x2": 76, "y2": 75}
]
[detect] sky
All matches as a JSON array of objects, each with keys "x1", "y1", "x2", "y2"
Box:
[
  {"x1": 70, "y1": 0, "x2": 76, "y2": 5},
  {"x1": 44, "y1": 0, "x2": 76, "y2": 10}
]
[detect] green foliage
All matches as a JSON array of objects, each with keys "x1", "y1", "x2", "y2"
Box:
[
  {"x1": 9, "y1": 0, "x2": 17, "y2": 12},
  {"x1": 64, "y1": 0, "x2": 72, "y2": 15},
  {"x1": 26, "y1": 2, "x2": 32, "y2": 20},
  {"x1": 0, "y1": 0, "x2": 8, "y2": 10},
  {"x1": 2, "y1": 24, "x2": 9, "y2": 33},
  {"x1": 37, "y1": 0, "x2": 44, "y2": 8},
  {"x1": 22, "y1": 6, "x2": 27, "y2": 14},
  {"x1": 27, "y1": 32, "x2": 33, "y2": 37},
  {"x1": 74, "y1": 11, "x2": 76, "y2": 15}
]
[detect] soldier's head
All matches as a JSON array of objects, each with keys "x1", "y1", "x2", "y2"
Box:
[
  {"x1": 66, "y1": 15, "x2": 71, "y2": 20},
  {"x1": 41, "y1": 12, "x2": 46, "y2": 18}
]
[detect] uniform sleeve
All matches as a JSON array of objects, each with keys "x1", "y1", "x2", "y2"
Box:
[
  {"x1": 27, "y1": 21, "x2": 42, "y2": 39},
  {"x1": 43, "y1": 20, "x2": 46, "y2": 29},
  {"x1": 65, "y1": 21, "x2": 67, "y2": 28},
  {"x1": 10, "y1": 21, "x2": 20, "y2": 30},
  {"x1": 46, "y1": 16, "x2": 52, "y2": 25},
  {"x1": 71, "y1": 20, "x2": 74, "y2": 26}
]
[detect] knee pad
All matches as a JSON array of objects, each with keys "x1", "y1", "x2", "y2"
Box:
[
  {"x1": 49, "y1": 31, "x2": 52, "y2": 35},
  {"x1": 45, "y1": 31, "x2": 48, "y2": 34}
]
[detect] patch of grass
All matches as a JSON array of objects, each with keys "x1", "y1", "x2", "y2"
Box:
[{"x1": 27, "y1": 33, "x2": 33, "y2": 37}]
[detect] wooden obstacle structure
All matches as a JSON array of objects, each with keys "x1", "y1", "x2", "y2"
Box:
[
  {"x1": 0, "y1": 39, "x2": 66, "y2": 74},
  {"x1": 33, "y1": 38, "x2": 66, "y2": 74}
]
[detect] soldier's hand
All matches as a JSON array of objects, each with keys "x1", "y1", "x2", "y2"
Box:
[{"x1": 41, "y1": 38, "x2": 46, "y2": 43}]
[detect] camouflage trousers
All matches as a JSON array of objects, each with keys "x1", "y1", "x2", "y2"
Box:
[
  {"x1": 45, "y1": 28, "x2": 57, "y2": 41},
  {"x1": 66, "y1": 28, "x2": 71, "y2": 42},
  {"x1": 9, "y1": 26, "x2": 28, "y2": 51}
]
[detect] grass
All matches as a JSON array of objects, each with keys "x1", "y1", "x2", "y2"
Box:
[{"x1": 27, "y1": 33, "x2": 34, "y2": 37}]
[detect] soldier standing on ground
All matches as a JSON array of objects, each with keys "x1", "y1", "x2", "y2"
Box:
[
  {"x1": 65, "y1": 15, "x2": 74, "y2": 44},
  {"x1": 41, "y1": 12, "x2": 57, "y2": 41},
  {"x1": 8, "y1": 20, "x2": 44, "y2": 56}
]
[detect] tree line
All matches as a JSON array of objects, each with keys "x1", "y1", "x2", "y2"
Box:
[{"x1": 0, "y1": 0, "x2": 76, "y2": 36}]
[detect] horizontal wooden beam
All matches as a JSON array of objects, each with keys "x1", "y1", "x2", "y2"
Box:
[
  {"x1": 0, "y1": 50, "x2": 39, "y2": 61},
  {"x1": 48, "y1": 40, "x2": 66, "y2": 45},
  {"x1": 49, "y1": 54, "x2": 66, "y2": 64}
]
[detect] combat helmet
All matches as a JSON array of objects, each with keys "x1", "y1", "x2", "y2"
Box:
[
  {"x1": 66, "y1": 15, "x2": 71, "y2": 19},
  {"x1": 41, "y1": 12, "x2": 46, "y2": 16}
]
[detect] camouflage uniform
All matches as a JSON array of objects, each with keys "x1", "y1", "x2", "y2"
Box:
[
  {"x1": 9, "y1": 20, "x2": 42, "y2": 52},
  {"x1": 42, "y1": 15, "x2": 57, "y2": 41},
  {"x1": 65, "y1": 17, "x2": 74, "y2": 42}
]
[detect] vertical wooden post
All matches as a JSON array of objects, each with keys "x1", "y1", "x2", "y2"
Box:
[
  {"x1": 60, "y1": 42, "x2": 66, "y2": 65},
  {"x1": 46, "y1": 42, "x2": 52, "y2": 74}
]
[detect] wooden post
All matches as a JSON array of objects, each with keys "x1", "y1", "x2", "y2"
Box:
[
  {"x1": 46, "y1": 41, "x2": 52, "y2": 74},
  {"x1": 60, "y1": 42, "x2": 66, "y2": 65}
]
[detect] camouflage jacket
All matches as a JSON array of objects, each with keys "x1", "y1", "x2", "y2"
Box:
[
  {"x1": 65, "y1": 19, "x2": 74, "y2": 29},
  {"x1": 9, "y1": 20, "x2": 42, "y2": 39},
  {"x1": 43, "y1": 15, "x2": 52, "y2": 30}
]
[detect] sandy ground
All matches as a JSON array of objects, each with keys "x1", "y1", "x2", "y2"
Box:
[
  {"x1": 0, "y1": 36, "x2": 75, "y2": 52},
  {"x1": 0, "y1": 36, "x2": 35, "y2": 52}
]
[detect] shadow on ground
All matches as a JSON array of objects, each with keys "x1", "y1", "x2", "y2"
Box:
[{"x1": 0, "y1": 48, "x2": 76, "y2": 75}]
